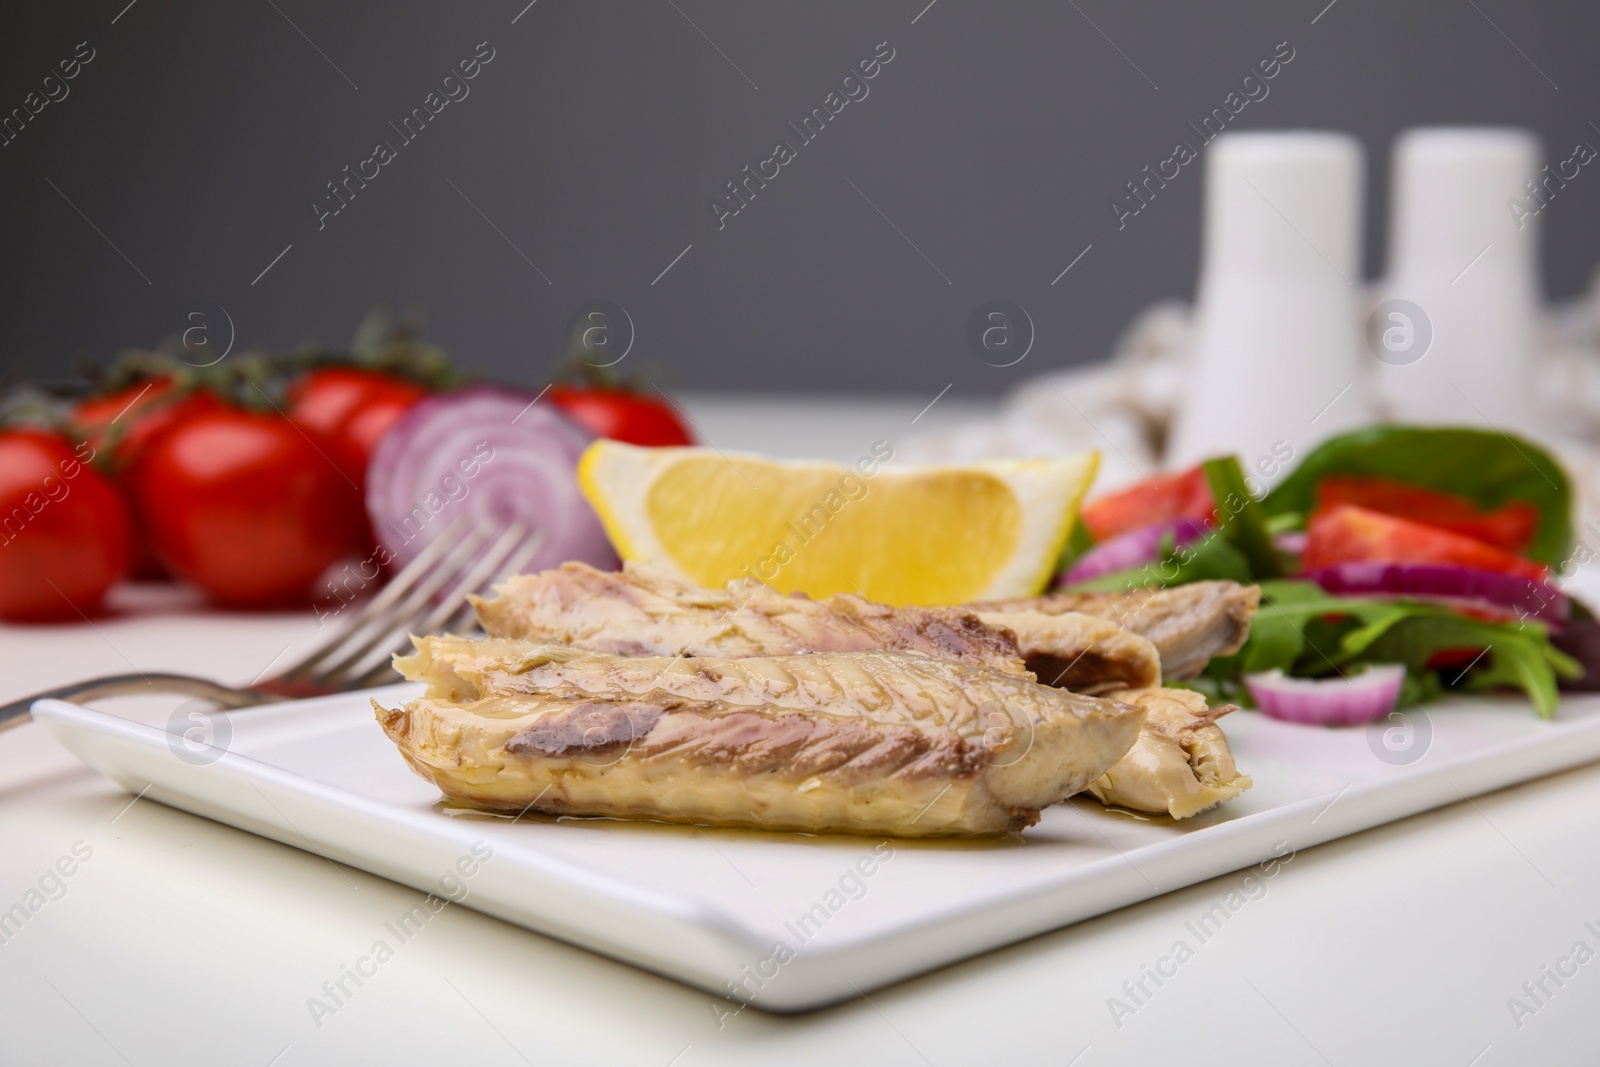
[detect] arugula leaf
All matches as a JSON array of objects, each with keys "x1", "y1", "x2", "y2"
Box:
[
  {"x1": 1219, "y1": 580, "x2": 1578, "y2": 717},
  {"x1": 1201, "y1": 581, "x2": 1353, "y2": 686},
  {"x1": 1465, "y1": 634, "x2": 1583, "y2": 715},
  {"x1": 1234, "y1": 605, "x2": 1307, "y2": 674},
  {"x1": 1202, "y1": 456, "x2": 1283, "y2": 578},
  {"x1": 1242, "y1": 580, "x2": 1412, "y2": 668},
  {"x1": 1358, "y1": 615, "x2": 1577, "y2": 719},
  {"x1": 1263, "y1": 425, "x2": 1573, "y2": 565}
]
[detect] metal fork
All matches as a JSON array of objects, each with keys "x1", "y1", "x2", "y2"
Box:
[{"x1": 0, "y1": 518, "x2": 545, "y2": 732}]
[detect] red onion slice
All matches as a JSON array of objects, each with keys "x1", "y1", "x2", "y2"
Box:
[
  {"x1": 1304, "y1": 562, "x2": 1568, "y2": 628},
  {"x1": 1059, "y1": 518, "x2": 1211, "y2": 586},
  {"x1": 365, "y1": 385, "x2": 618, "y2": 572},
  {"x1": 1245, "y1": 665, "x2": 1406, "y2": 727}
]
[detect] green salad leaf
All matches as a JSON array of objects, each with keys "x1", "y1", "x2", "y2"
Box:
[
  {"x1": 1263, "y1": 425, "x2": 1573, "y2": 565},
  {"x1": 1059, "y1": 431, "x2": 1584, "y2": 717},
  {"x1": 1202, "y1": 455, "x2": 1283, "y2": 578},
  {"x1": 1360, "y1": 614, "x2": 1577, "y2": 718},
  {"x1": 1202, "y1": 580, "x2": 1580, "y2": 718}
]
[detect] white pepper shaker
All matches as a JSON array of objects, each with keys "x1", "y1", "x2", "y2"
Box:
[
  {"x1": 1373, "y1": 127, "x2": 1542, "y2": 431},
  {"x1": 1167, "y1": 131, "x2": 1371, "y2": 477}
]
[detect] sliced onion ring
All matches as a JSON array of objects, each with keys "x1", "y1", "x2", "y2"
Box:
[
  {"x1": 366, "y1": 385, "x2": 618, "y2": 573},
  {"x1": 1246, "y1": 665, "x2": 1406, "y2": 727},
  {"x1": 1304, "y1": 562, "x2": 1568, "y2": 628},
  {"x1": 1059, "y1": 518, "x2": 1211, "y2": 586}
]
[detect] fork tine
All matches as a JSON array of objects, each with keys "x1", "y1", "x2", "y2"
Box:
[
  {"x1": 276, "y1": 523, "x2": 490, "y2": 687},
  {"x1": 439, "y1": 528, "x2": 548, "y2": 638},
  {"x1": 302, "y1": 521, "x2": 501, "y2": 686},
  {"x1": 350, "y1": 655, "x2": 407, "y2": 691},
  {"x1": 407, "y1": 522, "x2": 531, "y2": 638},
  {"x1": 349, "y1": 527, "x2": 546, "y2": 690},
  {"x1": 276, "y1": 517, "x2": 474, "y2": 682}
]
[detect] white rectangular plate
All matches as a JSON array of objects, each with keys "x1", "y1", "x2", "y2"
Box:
[{"x1": 33, "y1": 687, "x2": 1600, "y2": 1011}]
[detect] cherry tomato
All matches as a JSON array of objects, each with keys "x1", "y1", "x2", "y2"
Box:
[
  {"x1": 134, "y1": 410, "x2": 362, "y2": 607},
  {"x1": 0, "y1": 430, "x2": 132, "y2": 621},
  {"x1": 286, "y1": 368, "x2": 428, "y2": 487},
  {"x1": 1303, "y1": 505, "x2": 1548, "y2": 583},
  {"x1": 1313, "y1": 475, "x2": 1538, "y2": 555},
  {"x1": 547, "y1": 385, "x2": 694, "y2": 447},
  {"x1": 287, "y1": 367, "x2": 427, "y2": 554},
  {"x1": 71, "y1": 378, "x2": 226, "y2": 472},
  {"x1": 1080, "y1": 464, "x2": 1214, "y2": 543},
  {"x1": 72, "y1": 379, "x2": 226, "y2": 579}
]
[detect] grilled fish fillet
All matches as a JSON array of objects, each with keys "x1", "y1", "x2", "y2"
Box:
[
  {"x1": 473, "y1": 564, "x2": 1251, "y2": 820},
  {"x1": 1086, "y1": 687, "x2": 1252, "y2": 819},
  {"x1": 972, "y1": 610, "x2": 1161, "y2": 694},
  {"x1": 970, "y1": 581, "x2": 1261, "y2": 679},
  {"x1": 379, "y1": 636, "x2": 1146, "y2": 837},
  {"x1": 476, "y1": 562, "x2": 1023, "y2": 671},
  {"x1": 476, "y1": 562, "x2": 1168, "y2": 692}
]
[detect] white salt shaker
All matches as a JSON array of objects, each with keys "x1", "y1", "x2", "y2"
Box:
[
  {"x1": 1373, "y1": 127, "x2": 1542, "y2": 430},
  {"x1": 1167, "y1": 131, "x2": 1370, "y2": 475}
]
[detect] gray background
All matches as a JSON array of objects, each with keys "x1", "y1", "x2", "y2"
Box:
[{"x1": 3, "y1": 0, "x2": 1597, "y2": 397}]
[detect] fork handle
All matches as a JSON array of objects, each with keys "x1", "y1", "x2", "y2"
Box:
[{"x1": 0, "y1": 673, "x2": 275, "y2": 733}]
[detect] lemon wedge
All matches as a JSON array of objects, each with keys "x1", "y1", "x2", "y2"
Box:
[{"x1": 576, "y1": 440, "x2": 1099, "y2": 605}]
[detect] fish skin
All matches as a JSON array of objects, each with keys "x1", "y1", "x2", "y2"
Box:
[
  {"x1": 475, "y1": 561, "x2": 1023, "y2": 670},
  {"x1": 969, "y1": 581, "x2": 1261, "y2": 679},
  {"x1": 380, "y1": 637, "x2": 1147, "y2": 837},
  {"x1": 973, "y1": 609, "x2": 1162, "y2": 694}
]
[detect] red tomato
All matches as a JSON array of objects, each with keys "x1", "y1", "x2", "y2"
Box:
[
  {"x1": 547, "y1": 386, "x2": 695, "y2": 447},
  {"x1": 1314, "y1": 475, "x2": 1538, "y2": 554},
  {"x1": 287, "y1": 368, "x2": 427, "y2": 554},
  {"x1": 71, "y1": 378, "x2": 226, "y2": 472},
  {"x1": 1303, "y1": 505, "x2": 1548, "y2": 582},
  {"x1": 1080, "y1": 465, "x2": 1214, "y2": 542},
  {"x1": 133, "y1": 411, "x2": 362, "y2": 607},
  {"x1": 286, "y1": 368, "x2": 427, "y2": 487},
  {"x1": 72, "y1": 379, "x2": 226, "y2": 579},
  {"x1": 0, "y1": 430, "x2": 132, "y2": 621}
]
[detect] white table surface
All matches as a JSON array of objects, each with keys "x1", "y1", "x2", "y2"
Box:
[{"x1": 3, "y1": 395, "x2": 1598, "y2": 1066}]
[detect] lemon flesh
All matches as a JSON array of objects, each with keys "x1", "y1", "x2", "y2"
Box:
[{"x1": 578, "y1": 441, "x2": 1099, "y2": 605}]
